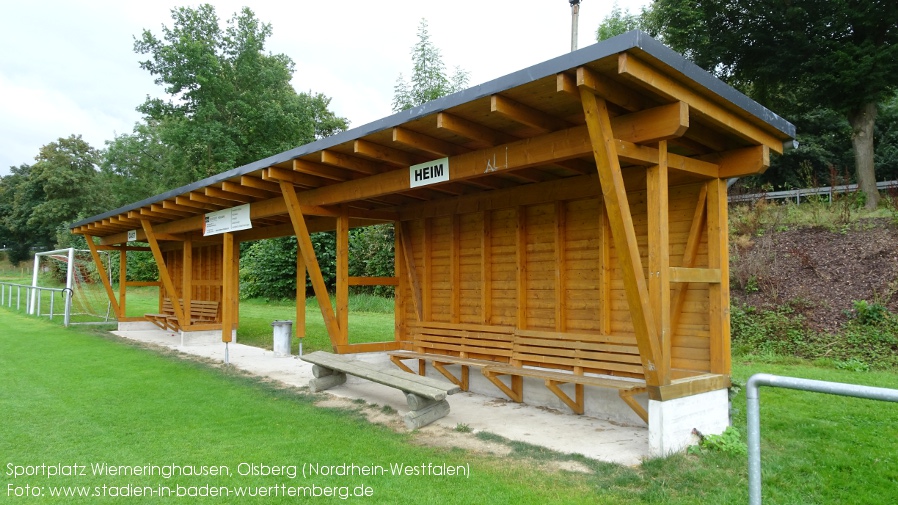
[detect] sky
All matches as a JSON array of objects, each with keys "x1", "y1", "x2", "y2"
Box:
[{"x1": 0, "y1": 0, "x2": 651, "y2": 177}]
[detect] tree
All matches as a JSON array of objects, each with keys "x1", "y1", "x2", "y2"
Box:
[
  {"x1": 392, "y1": 19, "x2": 469, "y2": 112},
  {"x1": 650, "y1": 0, "x2": 898, "y2": 208},
  {"x1": 134, "y1": 4, "x2": 347, "y2": 185},
  {"x1": 596, "y1": 4, "x2": 646, "y2": 41},
  {"x1": 0, "y1": 136, "x2": 109, "y2": 263}
]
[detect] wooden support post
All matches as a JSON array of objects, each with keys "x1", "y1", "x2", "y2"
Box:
[
  {"x1": 580, "y1": 88, "x2": 662, "y2": 386},
  {"x1": 336, "y1": 214, "x2": 349, "y2": 347},
  {"x1": 279, "y1": 181, "x2": 342, "y2": 347},
  {"x1": 647, "y1": 141, "x2": 671, "y2": 384},
  {"x1": 296, "y1": 244, "x2": 306, "y2": 339},
  {"x1": 221, "y1": 232, "x2": 236, "y2": 342},
  {"x1": 84, "y1": 235, "x2": 122, "y2": 318},
  {"x1": 481, "y1": 210, "x2": 492, "y2": 325},
  {"x1": 140, "y1": 221, "x2": 185, "y2": 327},
  {"x1": 706, "y1": 179, "x2": 731, "y2": 375},
  {"x1": 182, "y1": 238, "x2": 192, "y2": 327},
  {"x1": 119, "y1": 246, "x2": 127, "y2": 317}
]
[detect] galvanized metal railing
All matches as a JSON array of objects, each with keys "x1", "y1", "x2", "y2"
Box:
[
  {"x1": 0, "y1": 281, "x2": 72, "y2": 326},
  {"x1": 747, "y1": 373, "x2": 898, "y2": 504}
]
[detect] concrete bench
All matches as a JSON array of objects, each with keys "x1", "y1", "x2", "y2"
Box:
[
  {"x1": 301, "y1": 351, "x2": 461, "y2": 429},
  {"x1": 482, "y1": 329, "x2": 648, "y2": 422},
  {"x1": 388, "y1": 322, "x2": 514, "y2": 390}
]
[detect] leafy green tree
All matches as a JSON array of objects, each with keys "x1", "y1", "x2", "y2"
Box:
[
  {"x1": 596, "y1": 4, "x2": 646, "y2": 41},
  {"x1": 134, "y1": 4, "x2": 347, "y2": 185},
  {"x1": 101, "y1": 121, "x2": 175, "y2": 205},
  {"x1": 0, "y1": 136, "x2": 110, "y2": 263},
  {"x1": 649, "y1": 0, "x2": 898, "y2": 208},
  {"x1": 392, "y1": 19, "x2": 469, "y2": 112}
]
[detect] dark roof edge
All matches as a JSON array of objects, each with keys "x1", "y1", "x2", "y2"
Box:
[{"x1": 71, "y1": 30, "x2": 794, "y2": 230}]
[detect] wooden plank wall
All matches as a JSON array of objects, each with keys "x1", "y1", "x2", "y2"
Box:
[
  {"x1": 399, "y1": 179, "x2": 713, "y2": 374},
  {"x1": 163, "y1": 244, "x2": 224, "y2": 302}
]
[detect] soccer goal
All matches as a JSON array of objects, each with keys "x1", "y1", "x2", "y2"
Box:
[{"x1": 30, "y1": 248, "x2": 115, "y2": 326}]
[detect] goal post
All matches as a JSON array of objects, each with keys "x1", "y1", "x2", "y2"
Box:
[{"x1": 30, "y1": 248, "x2": 115, "y2": 326}]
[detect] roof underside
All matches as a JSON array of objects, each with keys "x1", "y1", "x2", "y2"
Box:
[{"x1": 72, "y1": 31, "x2": 794, "y2": 242}]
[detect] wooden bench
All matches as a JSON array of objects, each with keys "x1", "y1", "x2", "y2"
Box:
[
  {"x1": 482, "y1": 329, "x2": 649, "y2": 423},
  {"x1": 146, "y1": 298, "x2": 220, "y2": 331},
  {"x1": 302, "y1": 351, "x2": 462, "y2": 429},
  {"x1": 387, "y1": 322, "x2": 515, "y2": 391}
]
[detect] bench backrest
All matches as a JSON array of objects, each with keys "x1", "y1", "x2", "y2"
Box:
[
  {"x1": 160, "y1": 298, "x2": 220, "y2": 322},
  {"x1": 409, "y1": 322, "x2": 514, "y2": 363},
  {"x1": 187, "y1": 300, "x2": 219, "y2": 322},
  {"x1": 512, "y1": 329, "x2": 644, "y2": 379}
]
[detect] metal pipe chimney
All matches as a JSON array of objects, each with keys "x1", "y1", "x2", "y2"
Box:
[{"x1": 570, "y1": 0, "x2": 581, "y2": 52}]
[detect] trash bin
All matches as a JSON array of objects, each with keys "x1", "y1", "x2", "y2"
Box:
[{"x1": 271, "y1": 320, "x2": 293, "y2": 357}]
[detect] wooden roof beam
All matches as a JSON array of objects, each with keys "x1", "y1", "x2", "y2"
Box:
[
  {"x1": 189, "y1": 191, "x2": 234, "y2": 207},
  {"x1": 319, "y1": 150, "x2": 382, "y2": 175},
  {"x1": 701, "y1": 145, "x2": 770, "y2": 178},
  {"x1": 205, "y1": 186, "x2": 253, "y2": 204},
  {"x1": 150, "y1": 204, "x2": 191, "y2": 218},
  {"x1": 437, "y1": 112, "x2": 517, "y2": 146},
  {"x1": 354, "y1": 139, "x2": 423, "y2": 167},
  {"x1": 162, "y1": 200, "x2": 200, "y2": 214},
  {"x1": 176, "y1": 195, "x2": 223, "y2": 211},
  {"x1": 572, "y1": 67, "x2": 650, "y2": 112},
  {"x1": 221, "y1": 180, "x2": 275, "y2": 200},
  {"x1": 240, "y1": 175, "x2": 282, "y2": 193},
  {"x1": 490, "y1": 94, "x2": 570, "y2": 133},
  {"x1": 616, "y1": 53, "x2": 785, "y2": 153},
  {"x1": 293, "y1": 159, "x2": 350, "y2": 181},
  {"x1": 392, "y1": 127, "x2": 467, "y2": 157}
]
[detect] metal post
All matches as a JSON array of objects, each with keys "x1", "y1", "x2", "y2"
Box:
[
  {"x1": 747, "y1": 373, "x2": 898, "y2": 505},
  {"x1": 569, "y1": 0, "x2": 581, "y2": 52},
  {"x1": 29, "y1": 253, "x2": 40, "y2": 314}
]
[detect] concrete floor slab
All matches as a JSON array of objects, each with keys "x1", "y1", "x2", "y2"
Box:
[{"x1": 112, "y1": 329, "x2": 648, "y2": 466}]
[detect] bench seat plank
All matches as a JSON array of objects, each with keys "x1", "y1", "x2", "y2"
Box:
[{"x1": 302, "y1": 351, "x2": 460, "y2": 400}]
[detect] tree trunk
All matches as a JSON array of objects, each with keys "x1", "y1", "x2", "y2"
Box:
[{"x1": 847, "y1": 102, "x2": 879, "y2": 210}]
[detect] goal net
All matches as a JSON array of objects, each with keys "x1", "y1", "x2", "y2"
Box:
[{"x1": 32, "y1": 248, "x2": 115, "y2": 325}]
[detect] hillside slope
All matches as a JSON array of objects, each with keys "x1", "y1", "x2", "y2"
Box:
[{"x1": 731, "y1": 217, "x2": 898, "y2": 333}]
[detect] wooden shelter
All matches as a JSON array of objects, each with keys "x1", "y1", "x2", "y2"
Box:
[{"x1": 71, "y1": 32, "x2": 794, "y2": 453}]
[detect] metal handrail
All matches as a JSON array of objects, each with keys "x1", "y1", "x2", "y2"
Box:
[
  {"x1": 747, "y1": 373, "x2": 898, "y2": 504},
  {"x1": 0, "y1": 281, "x2": 71, "y2": 326}
]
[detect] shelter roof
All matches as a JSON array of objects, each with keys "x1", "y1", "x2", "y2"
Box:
[{"x1": 71, "y1": 31, "x2": 795, "y2": 242}]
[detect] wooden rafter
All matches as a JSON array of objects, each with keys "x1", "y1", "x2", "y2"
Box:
[
  {"x1": 491, "y1": 94, "x2": 570, "y2": 132},
  {"x1": 617, "y1": 53, "x2": 785, "y2": 153},
  {"x1": 222, "y1": 180, "x2": 275, "y2": 200},
  {"x1": 320, "y1": 150, "x2": 382, "y2": 175},
  {"x1": 437, "y1": 112, "x2": 517, "y2": 146},
  {"x1": 575, "y1": 67, "x2": 649, "y2": 113},
  {"x1": 580, "y1": 87, "x2": 662, "y2": 386},
  {"x1": 392, "y1": 127, "x2": 467, "y2": 157},
  {"x1": 293, "y1": 159, "x2": 350, "y2": 181},
  {"x1": 190, "y1": 191, "x2": 233, "y2": 207},
  {"x1": 205, "y1": 186, "x2": 253, "y2": 204},
  {"x1": 702, "y1": 145, "x2": 770, "y2": 178},
  {"x1": 354, "y1": 139, "x2": 422, "y2": 167},
  {"x1": 240, "y1": 175, "x2": 282, "y2": 193}
]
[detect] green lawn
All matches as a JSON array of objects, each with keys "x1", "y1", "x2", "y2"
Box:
[{"x1": 3, "y1": 307, "x2": 898, "y2": 504}]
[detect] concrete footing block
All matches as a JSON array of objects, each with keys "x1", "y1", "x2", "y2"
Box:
[
  {"x1": 308, "y1": 372, "x2": 346, "y2": 393},
  {"x1": 648, "y1": 388, "x2": 729, "y2": 457},
  {"x1": 403, "y1": 399, "x2": 450, "y2": 429}
]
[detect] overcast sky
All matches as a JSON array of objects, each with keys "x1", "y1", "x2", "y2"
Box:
[{"x1": 0, "y1": 0, "x2": 650, "y2": 177}]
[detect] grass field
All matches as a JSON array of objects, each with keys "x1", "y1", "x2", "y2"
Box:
[{"x1": 3, "y1": 307, "x2": 898, "y2": 504}]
